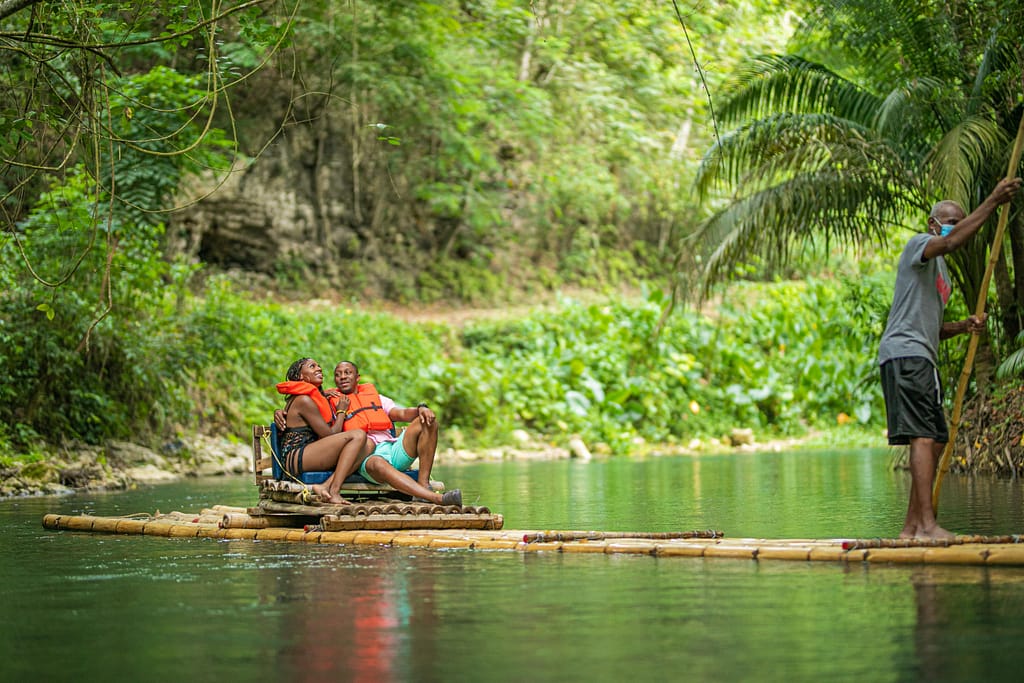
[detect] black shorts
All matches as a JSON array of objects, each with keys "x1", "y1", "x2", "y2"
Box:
[{"x1": 880, "y1": 357, "x2": 948, "y2": 445}]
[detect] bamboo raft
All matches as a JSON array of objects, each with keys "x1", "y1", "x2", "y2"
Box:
[
  {"x1": 40, "y1": 509, "x2": 1024, "y2": 566},
  {"x1": 41, "y1": 424, "x2": 1024, "y2": 566},
  {"x1": 246, "y1": 479, "x2": 504, "y2": 530}
]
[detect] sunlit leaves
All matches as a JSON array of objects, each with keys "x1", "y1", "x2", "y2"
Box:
[{"x1": 693, "y1": 0, "x2": 1024, "y2": 351}]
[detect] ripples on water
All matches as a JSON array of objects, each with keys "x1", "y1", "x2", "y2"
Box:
[{"x1": 2, "y1": 448, "x2": 1023, "y2": 683}]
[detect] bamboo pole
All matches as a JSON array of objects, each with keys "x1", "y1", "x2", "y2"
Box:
[
  {"x1": 522, "y1": 530, "x2": 724, "y2": 543},
  {"x1": 842, "y1": 534, "x2": 1024, "y2": 550},
  {"x1": 933, "y1": 111, "x2": 1024, "y2": 511},
  {"x1": 220, "y1": 513, "x2": 313, "y2": 529}
]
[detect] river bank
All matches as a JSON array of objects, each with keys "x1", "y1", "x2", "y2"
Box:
[
  {"x1": 0, "y1": 426, "x2": 856, "y2": 499},
  {"x1": 4, "y1": 386, "x2": 1019, "y2": 499}
]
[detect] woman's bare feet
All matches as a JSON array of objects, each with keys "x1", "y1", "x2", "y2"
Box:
[{"x1": 311, "y1": 484, "x2": 350, "y2": 505}]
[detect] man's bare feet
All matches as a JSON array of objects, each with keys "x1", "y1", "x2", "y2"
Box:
[
  {"x1": 898, "y1": 525, "x2": 917, "y2": 540},
  {"x1": 915, "y1": 524, "x2": 955, "y2": 540},
  {"x1": 310, "y1": 484, "x2": 350, "y2": 505}
]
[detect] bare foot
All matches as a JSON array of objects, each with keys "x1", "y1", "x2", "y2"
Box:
[
  {"x1": 915, "y1": 524, "x2": 955, "y2": 540},
  {"x1": 898, "y1": 524, "x2": 917, "y2": 539},
  {"x1": 311, "y1": 485, "x2": 350, "y2": 505}
]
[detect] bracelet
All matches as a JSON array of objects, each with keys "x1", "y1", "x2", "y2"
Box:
[{"x1": 417, "y1": 402, "x2": 429, "y2": 409}]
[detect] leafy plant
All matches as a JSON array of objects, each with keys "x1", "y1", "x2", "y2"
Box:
[{"x1": 997, "y1": 331, "x2": 1024, "y2": 380}]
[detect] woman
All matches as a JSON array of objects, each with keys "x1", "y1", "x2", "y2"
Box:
[{"x1": 276, "y1": 357, "x2": 368, "y2": 504}]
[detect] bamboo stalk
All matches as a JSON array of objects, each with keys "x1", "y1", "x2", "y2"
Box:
[
  {"x1": 262, "y1": 489, "x2": 316, "y2": 505},
  {"x1": 320, "y1": 513, "x2": 503, "y2": 532},
  {"x1": 200, "y1": 505, "x2": 248, "y2": 515},
  {"x1": 522, "y1": 530, "x2": 724, "y2": 543},
  {"x1": 254, "y1": 500, "x2": 339, "y2": 515},
  {"x1": 40, "y1": 512, "x2": 1024, "y2": 565},
  {"x1": 933, "y1": 111, "x2": 1024, "y2": 511},
  {"x1": 220, "y1": 513, "x2": 315, "y2": 529},
  {"x1": 253, "y1": 499, "x2": 472, "y2": 517},
  {"x1": 842, "y1": 535, "x2": 1023, "y2": 550}
]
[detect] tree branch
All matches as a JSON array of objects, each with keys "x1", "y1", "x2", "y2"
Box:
[{"x1": 0, "y1": 0, "x2": 40, "y2": 23}]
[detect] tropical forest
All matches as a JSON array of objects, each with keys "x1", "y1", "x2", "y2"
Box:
[{"x1": 3, "y1": 0, "x2": 1024, "y2": 494}]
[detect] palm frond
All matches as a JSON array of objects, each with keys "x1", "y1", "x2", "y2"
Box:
[
  {"x1": 814, "y1": 0, "x2": 962, "y2": 84},
  {"x1": 927, "y1": 117, "x2": 1010, "y2": 205},
  {"x1": 696, "y1": 168, "x2": 919, "y2": 292},
  {"x1": 696, "y1": 112, "x2": 918, "y2": 206},
  {"x1": 996, "y1": 331, "x2": 1024, "y2": 380},
  {"x1": 688, "y1": 0, "x2": 1024, "y2": 336},
  {"x1": 696, "y1": 112, "x2": 870, "y2": 197},
  {"x1": 719, "y1": 55, "x2": 883, "y2": 128},
  {"x1": 970, "y1": 17, "x2": 1024, "y2": 116},
  {"x1": 874, "y1": 76, "x2": 949, "y2": 147}
]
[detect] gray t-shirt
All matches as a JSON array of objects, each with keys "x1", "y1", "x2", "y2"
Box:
[{"x1": 878, "y1": 232, "x2": 951, "y2": 366}]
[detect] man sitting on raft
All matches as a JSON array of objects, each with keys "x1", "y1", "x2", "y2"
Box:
[
  {"x1": 275, "y1": 360, "x2": 462, "y2": 507},
  {"x1": 330, "y1": 360, "x2": 461, "y2": 507}
]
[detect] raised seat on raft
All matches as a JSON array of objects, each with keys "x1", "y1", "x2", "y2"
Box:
[{"x1": 251, "y1": 424, "x2": 440, "y2": 493}]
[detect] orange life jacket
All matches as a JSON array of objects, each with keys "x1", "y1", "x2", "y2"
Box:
[
  {"x1": 330, "y1": 383, "x2": 394, "y2": 433},
  {"x1": 276, "y1": 381, "x2": 335, "y2": 425}
]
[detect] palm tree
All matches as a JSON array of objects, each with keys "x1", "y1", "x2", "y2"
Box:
[{"x1": 691, "y1": 0, "x2": 1024, "y2": 383}]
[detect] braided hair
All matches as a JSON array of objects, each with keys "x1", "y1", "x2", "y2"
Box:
[{"x1": 286, "y1": 357, "x2": 313, "y2": 381}]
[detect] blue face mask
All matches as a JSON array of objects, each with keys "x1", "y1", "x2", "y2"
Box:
[{"x1": 932, "y1": 217, "x2": 955, "y2": 236}]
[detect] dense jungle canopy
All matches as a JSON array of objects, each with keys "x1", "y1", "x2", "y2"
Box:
[{"x1": 1, "y1": 0, "x2": 1023, "y2": 478}]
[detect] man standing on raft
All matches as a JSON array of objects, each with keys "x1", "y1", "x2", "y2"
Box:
[{"x1": 878, "y1": 176, "x2": 1021, "y2": 539}]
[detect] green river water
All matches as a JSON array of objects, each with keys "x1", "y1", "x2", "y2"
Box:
[{"x1": 2, "y1": 447, "x2": 1023, "y2": 683}]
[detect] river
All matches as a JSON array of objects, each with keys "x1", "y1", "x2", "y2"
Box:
[{"x1": 2, "y1": 447, "x2": 1023, "y2": 682}]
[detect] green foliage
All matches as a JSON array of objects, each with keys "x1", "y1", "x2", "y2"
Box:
[
  {"x1": 416, "y1": 259, "x2": 505, "y2": 305},
  {"x1": 693, "y1": 0, "x2": 1024, "y2": 359},
  {"x1": 996, "y1": 331, "x2": 1024, "y2": 380},
  {"x1": 2, "y1": 239, "x2": 887, "y2": 457},
  {"x1": 1, "y1": 0, "x2": 289, "y2": 229},
  {"x1": 0, "y1": 61, "x2": 241, "y2": 448},
  {"x1": 423, "y1": 280, "x2": 884, "y2": 453},
  {"x1": 256, "y1": 0, "x2": 796, "y2": 300},
  {"x1": 97, "y1": 67, "x2": 236, "y2": 225}
]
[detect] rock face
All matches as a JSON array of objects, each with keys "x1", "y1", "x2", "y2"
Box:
[
  {"x1": 167, "y1": 124, "x2": 417, "y2": 288},
  {"x1": 173, "y1": 192, "x2": 284, "y2": 272},
  {"x1": 169, "y1": 154, "x2": 324, "y2": 274},
  {"x1": 0, "y1": 436, "x2": 251, "y2": 499}
]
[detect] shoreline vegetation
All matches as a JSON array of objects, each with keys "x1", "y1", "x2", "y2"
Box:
[{"x1": 3, "y1": 282, "x2": 1022, "y2": 499}]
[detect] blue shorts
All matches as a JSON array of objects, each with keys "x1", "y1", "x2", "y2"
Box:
[{"x1": 358, "y1": 430, "x2": 416, "y2": 484}]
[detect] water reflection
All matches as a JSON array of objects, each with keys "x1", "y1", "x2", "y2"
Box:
[
  {"x1": 2, "y1": 449, "x2": 1024, "y2": 683},
  {"x1": 908, "y1": 565, "x2": 1024, "y2": 683}
]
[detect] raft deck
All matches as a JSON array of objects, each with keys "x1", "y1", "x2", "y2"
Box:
[{"x1": 40, "y1": 509, "x2": 1024, "y2": 567}]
